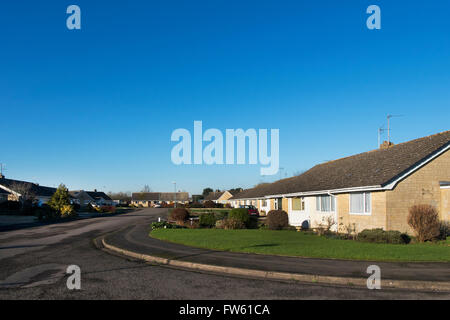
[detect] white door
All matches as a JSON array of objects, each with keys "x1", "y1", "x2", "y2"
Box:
[{"x1": 288, "y1": 198, "x2": 310, "y2": 228}]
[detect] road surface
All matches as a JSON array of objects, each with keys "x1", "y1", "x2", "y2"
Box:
[{"x1": 0, "y1": 208, "x2": 448, "y2": 300}]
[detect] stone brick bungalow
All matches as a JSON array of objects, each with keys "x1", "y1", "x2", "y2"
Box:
[
  {"x1": 131, "y1": 192, "x2": 189, "y2": 207},
  {"x1": 231, "y1": 131, "x2": 450, "y2": 234},
  {"x1": 204, "y1": 190, "x2": 240, "y2": 204},
  {"x1": 70, "y1": 190, "x2": 113, "y2": 206}
]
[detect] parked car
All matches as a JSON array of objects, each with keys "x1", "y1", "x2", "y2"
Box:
[{"x1": 240, "y1": 205, "x2": 259, "y2": 216}]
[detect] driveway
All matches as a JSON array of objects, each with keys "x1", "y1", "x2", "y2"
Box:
[{"x1": 0, "y1": 208, "x2": 448, "y2": 299}]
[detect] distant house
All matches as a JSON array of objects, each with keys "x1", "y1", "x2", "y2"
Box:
[
  {"x1": 70, "y1": 189, "x2": 113, "y2": 206},
  {"x1": 131, "y1": 192, "x2": 189, "y2": 207},
  {"x1": 231, "y1": 131, "x2": 450, "y2": 234},
  {"x1": 0, "y1": 188, "x2": 10, "y2": 203},
  {"x1": 0, "y1": 175, "x2": 56, "y2": 205},
  {"x1": 204, "y1": 190, "x2": 238, "y2": 205}
]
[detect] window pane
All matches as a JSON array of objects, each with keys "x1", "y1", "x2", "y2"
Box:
[
  {"x1": 365, "y1": 193, "x2": 371, "y2": 213},
  {"x1": 331, "y1": 196, "x2": 335, "y2": 212},
  {"x1": 350, "y1": 193, "x2": 364, "y2": 213},
  {"x1": 316, "y1": 197, "x2": 320, "y2": 210},
  {"x1": 321, "y1": 196, "x2": 330, "y2": 212},
  {"x1": 292, "y1": 198, "x2": 301, "y2": 210}
]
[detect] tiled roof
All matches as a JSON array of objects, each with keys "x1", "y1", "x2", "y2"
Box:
[
  {"x1": 0, "y1": 178, "x2": 56, "y2": 197},
  {"x1": 132, "y1": 192, "x2": 189, "y2": 202},
  {"x1": 232, "y1": 130, "x2": 450, "y2": 199}
]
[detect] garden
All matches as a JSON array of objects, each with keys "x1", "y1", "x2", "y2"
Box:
[{"x1": 150, "y1": 205, "x2": 450, "y2": 262}]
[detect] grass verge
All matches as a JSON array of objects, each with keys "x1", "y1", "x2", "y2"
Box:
[{"x1": 151, "y1": 229, "x2": 450, "y2": 262}]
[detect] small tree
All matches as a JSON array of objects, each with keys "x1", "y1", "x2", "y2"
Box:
[
  {"x1": 407, "y1": 204, "x2": 440, "y2": 242},
  {"x1": 10, "y1": 182, "x2": 36, "y2": 212},
  {"x1": 48, "y1": 184, "x2": 73, "y2": 216}
]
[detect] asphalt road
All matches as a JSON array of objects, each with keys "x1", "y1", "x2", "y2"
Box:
[{"x1": 0, "y1": 208, "x2": 448, "y2": 300}]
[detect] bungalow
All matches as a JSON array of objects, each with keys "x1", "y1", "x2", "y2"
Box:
[
  {"x1": 131, "y1": 192, "x2": 190, "y2": 207},
  {"x1": 0, "y1": 175, "x2": 56, "y2": 205},
  {"x1": 0, "y1": 188, "x2": 10, "y2": 203},
  {"x1": 204, "y1": 190, "x2": 239, "y2": 205},
  {"x1": 70, "y1": 189, "x2": 113, "y2": 206},
  {"x1": 231, "y1": 131, "x2": 450, "y2": 234}
]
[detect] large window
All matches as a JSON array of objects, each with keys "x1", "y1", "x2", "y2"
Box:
[
  {"x1": 292, "y1": 197, "x2": 305, "y2": 211},
  {"x1": 316, "y1": 195, "x2": 335, "y2": 212},
  {"x1": 350, "y1": 192, "x2": 371, "y2": 215}
]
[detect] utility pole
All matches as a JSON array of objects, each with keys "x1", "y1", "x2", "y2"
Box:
[{"x1": 378, "y1": 126, "x2": 386, "y2": 147}]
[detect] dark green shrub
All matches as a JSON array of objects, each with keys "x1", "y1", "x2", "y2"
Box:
[
  {"x1": 438, "y1": 221, "x2": 450, "y2": 240},
  {"x1": 151, "y1": 221, "x2": 176, "y2": 230},
  {"x1": 204, "y1": 200, "x2": 216, "y2": 208},
  {"x1": 199, "y1": 212, "x2": 216, "y2": 228},
  {"x1": 223, "y1": 218, "x2": 245, "y2": 230},
  {"x1": 228, "y1": 208, "x2": 250, "y2": 226},
  {"x1": 267, "y1": 210, "x2": 289, "y2": 230},
  {"x1": 247, "y1": 215, "x2": 259, "y2": 229},
  {"x1": 169, "y1": 208, "x2": 190, "y2": 223},
  {"x1": 214, "y1": 211, "x2": 229, "y2": 220},
  {"x1": 35, "y1": 204, "x2": 59, "y2": 221},
  {"x1": 357, "y1": 229, "x2": 410, "y2": 244}
]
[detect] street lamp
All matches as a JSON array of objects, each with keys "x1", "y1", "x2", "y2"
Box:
[{"x1": 172, "y1": 181, "x2": 177, "y2": 208}]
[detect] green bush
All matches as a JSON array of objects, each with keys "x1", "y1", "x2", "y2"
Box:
[
  {"x1": 35, "y1": 204, "x2": 59, "y2": 221},
  {"x1": 214, "y1": 211, "x2": 229, "y2": 220},
  {"x1": 223, "y1": 218, "x2": 245, "y2": 230},
  {"x1": 357, "y1": 229, "x2": 410, "y2": 244},
  {"x1": 199, "y1": 212, "x2": 216, "y2": 228},
  {"x1": 151, "y1": 221, "x2": 176, "y2": 230},
  {"x1": 228, "y1": 208, "x2": 250, "y2": 226},
  {"x1": 267, "y1": 210, "x2": 289, "y2": 230}
]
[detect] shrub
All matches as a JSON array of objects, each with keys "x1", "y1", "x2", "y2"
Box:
[
  {"x1": 61, "y1": 205, "x2": 77, "y2": 218},
  {"x1": 215, "y1": 219, "x2": 225, "y2": 229},
  {"x1": 357, "y1": 228, "x2": 410, "y2": 244},
  {"x1": 35, "y1": 204, "x2": 59, "y2": 221},
  {"x1": 184, "y1": 219, "x2": 199, "y2": 229},
  {"x1": 407, "y1": 204, "x2": 440, "y2": 242},
  {"x1": 223, "y1": 218, "x2": 245, "y2": 230},
  {"x1": 228, "y1": 208, "x2": 250, "y2": 226},
  {"x1": 169, "y1": 208, "x2": 190, "y2": 223},
  {"x1": 0, "y1": 200, "x2": 20, "y2": 211},
  {"x1": 247, "y1": 215, "x2": 259, "y2": 229},
  {"x1": 438, "y1": 221, "x2": 450, "y2": 240},
  {"x1": 204, "y1": 200, "x2": 216, "y2": 208},
  {"x1": 47, "y1": 184, "x2": 71, "y2": 214},
  {"x1": 267, "y1": 210, "x2": 289, "y2": 230},
  {"x1": 199, "y1": 212, "x2": 216, "y2": 228},
  {"x1": 151, "y1": 221, "x2": 176, "y2": 230},
  {"x1": 214, "y1": 211, "x2": 229, "y2": 220}
]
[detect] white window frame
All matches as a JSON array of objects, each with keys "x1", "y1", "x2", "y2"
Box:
[
  {"x1": 349, "y1": 192, "x2": 372, "y2": 215},
  {"x1": 291, "y1": 197, "x2": 305, "y2": 211},
  {"x1": 316, "y1": 195, "x2": 336, "y2": 213}
]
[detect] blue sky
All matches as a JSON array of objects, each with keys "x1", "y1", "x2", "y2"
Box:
[{"x1": 1, "y1": 1, "x2": 449, "y2": 194}]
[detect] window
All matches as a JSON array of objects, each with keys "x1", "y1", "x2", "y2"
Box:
[
  {"x1": 350, "y1": 192, "x2": 371, "y2": 215},
  {"x1": 316, "y1": 195, "x2": 335, "y2": 212},
  {"x1": 262, "y1": 200, "x2": 267, "y2": 207},
  {"x1": 292, "y1": 197, "x2": 305, "y2": 211}
]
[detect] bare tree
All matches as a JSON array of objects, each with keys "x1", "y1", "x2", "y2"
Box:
[
  {"x1": 141, "y1": 185, "x2": 152, "y2": 193},
  {"x1": 10, "y1": 182, "x2": 36, "y2": 211}
]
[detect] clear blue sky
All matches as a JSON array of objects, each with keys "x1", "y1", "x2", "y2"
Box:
[{"x1": 1, "y1": 1, "x2": 449, "y2": 194}]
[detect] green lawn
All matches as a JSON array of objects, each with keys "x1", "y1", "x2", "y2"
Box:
[{"x1": 151, "y1": 229, "x2": 450, "y2": 262}]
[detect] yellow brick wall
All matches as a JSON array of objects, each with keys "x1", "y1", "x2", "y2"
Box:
[
  {"x1": 337, "y1": 192, "x2": 387, "y2": 233},
  {"x1": 441, "y1": 189, "x2": 450, "y2": 222},
  {"x1": 385, "y1": 149, "x2": 450, "y2": 233}
]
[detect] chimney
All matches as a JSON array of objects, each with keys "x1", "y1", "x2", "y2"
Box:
[
  {"x1": 0, "y1": 173, "x2": 3, "y2": 179},
  {"x1": 380, "y1": 140, "x2": 394, "y2": 149},
  {"x1": 94, "y1": 189, "x2": 97, "y2": 192}
]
